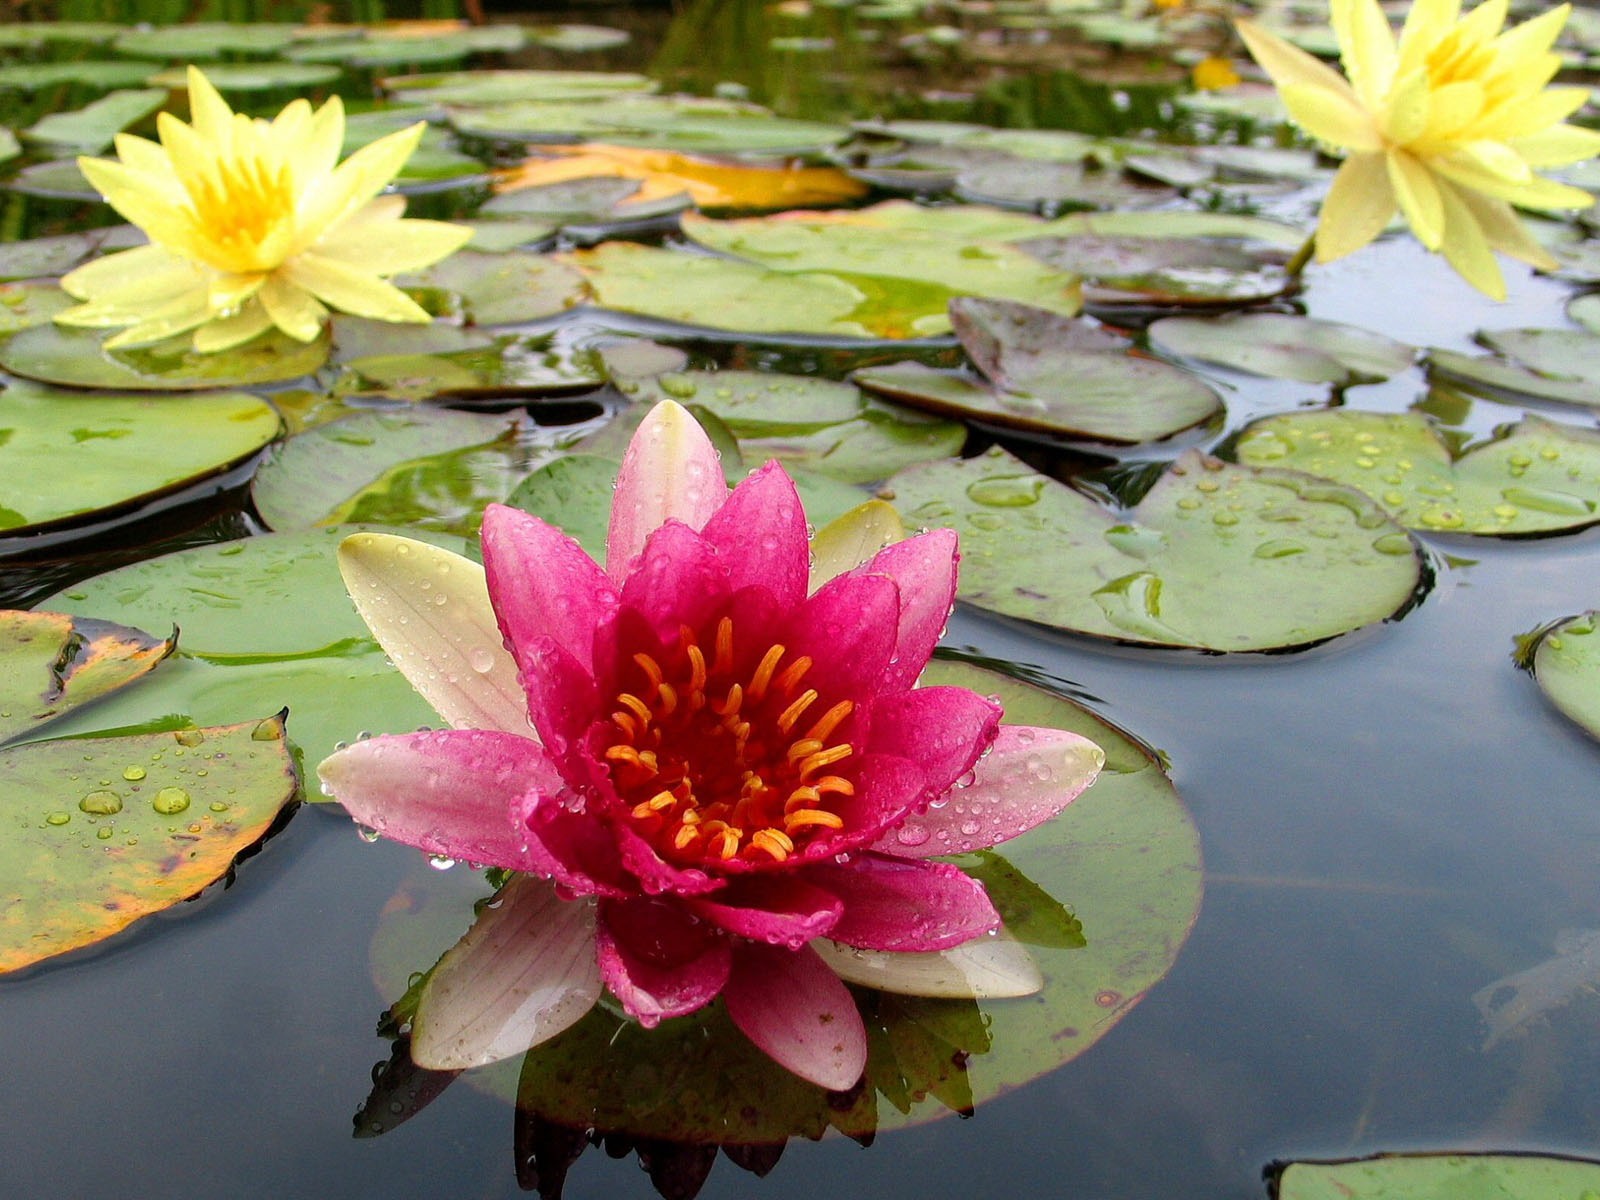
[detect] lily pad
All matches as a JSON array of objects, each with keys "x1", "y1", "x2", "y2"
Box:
[
  {"x1": 0, "y1": 382, "x2": 281, "y2": 535},
  {"x1": 1526, "y1": 610, "x2": 1600, "y2": 740},
  {"x1": 0, "y1": 233, "x2": 109, "y2": 281},
  {"x1": 0, "y1": 61, "x2": 162, "y2": 92},
  {"x1": 954, "y1": 158, "x2": 1174, "y2": 212},
  {"x1": 1427, "y1": 342, "x2": 1600, "y2": 412},
  {"x1": 1276, "y1": 1153, "x2": 1600, "y2": 1200},
  {"x1": 1020, "y1": 235, "x2": 1292, "y2": 306},
  {"x1": 0, "y1": 322, "x2": 331, "y2": 391},
  {"x1": 402, "y1": 250, "x2": 588, "y2": 326},
  {"x1": 1234, "y1": 411, "x2": 1600, "y2": 536},
  {"x1": 0, "y1": 282, "x2": 74, "y2": 333},
  {"x1": 144, "y1": 63, "x2": 342, "y2": 92},
  {"x1": 36, "y1": 527, "x2": 468, "y2": 774},
  {"x1": 0, "y1": 128, "x2": 16, "y2": 164},
  {"x1": 528, "y1": 24, "x2": 633, "y2": 52},
  {"x1": 854, "y1": 298, "x2": 1222, "y2": 444},
  {"x1": 0, "y1": 611, "x2": 175, "y2": 745},
  {"x1": 503, "y1": 454, "x2": 619, "y2": 560},
  {"x1": 252, "y1": 408, "x2": 567, "y2": 537},
  {"x1": 382, "y1": 69, "x2": 654, "y2": 106},
  {"x1": 22, "y1": 88, "x2": 166, "y2": 153},
  {"x1": 1148, "y1": 313, "x2": 1415, "y2": 385},
  {"x1": 0, "y1": 713, "x2": 298, "y2": 974},
  {"x1": 111, "y1": 22, "x2": 298, "y2": 59},
  {"x1": 329, "y1": 324, "x2": 603, "y2": 400},
  {"x1": 886, "y1": 446, "x2": 1424, "y2": 651}
]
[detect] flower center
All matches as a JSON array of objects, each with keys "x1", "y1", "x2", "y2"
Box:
[
  {"x1": 602, "y1": 616, "x2": 857, "y2": 867},
  {"x1": 184, "y1": 154, "x2": 295, "y2": 270}
]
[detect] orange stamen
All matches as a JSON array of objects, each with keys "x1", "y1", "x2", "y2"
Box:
[
  {"x1": 804, "y1": 699, "x2": 854, "y2": 744},
  {"x1": 748, "y1": 644, "x2": 785, "y2": 702},
  {"x1": 776, "y1": 689, "x2": 819, "y2": 735}
]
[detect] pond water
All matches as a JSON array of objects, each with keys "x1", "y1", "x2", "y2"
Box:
[{"x1": 2, "y1": 3, "x2": 1599, "y2": 1197}]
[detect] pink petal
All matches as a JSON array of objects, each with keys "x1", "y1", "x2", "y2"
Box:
[
  {"x1": 867, "y1": 684, "x2": 1001, "y2": 796},
  {"x1": 686, "y1": 875, "x2": 844, "y2": 949},
  {"x1": 514, "y1": 634, "x2": 600, "y2": 768},
  {"x1": 800, "y1": 854, "x2": 999, "y2": 951},
  {"x1": 595, "y1": 896, "x2": 732, "y2": 1025},
  {"x1": 481, "y1": 503, "x2": 619, "y2": 675},
  {"x1": 411, "y1": 875, "x2": 602, "y2": 1069},
  {"x1": 853, "y1": 529, "x2": 958, "y2": 690},
  {"x1": 782, "y1": 571, "x2": 900, "y2": 715},
  {"x1": 317, "y1": 729, "x2": 556, "y2": 871},
  {"x1": 723, "y1": 942, "x2": 867, "y2": 1091},
  {"x1": 606, "y1": 399, "x2": 727, "y2": 582},
  {"x1": 699, "y1": 461, "x2": 810, "y2": 609},
  {"x1": 617, "y1": 521, "x2": 733, "y2": 648},
  {"x1": 610, "y1": 820, "x2": 724, "y2": 897},
  {"x1": 514, "y1": 795, "x2": 633, "y2": 898},
  {"x1": 872, "y1": 725, "x2": 1105, "y2": 858},
  {"x1": 815, "y1": 751, "x2": 929, "y2": 856}
]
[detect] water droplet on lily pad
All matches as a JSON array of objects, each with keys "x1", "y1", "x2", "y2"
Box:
[
  {"x1": 122, "y1": 766, "x2": 146, "y2": 781},
  {"x1": 152, "y1": 786, "x2": 191, "y2": 815},
  {"x1": 79, "y1": 790, "x2": 122, "y2": 815},
  {"x1": 966, "y1": 475, "x2": 1043, "y2": 507}
]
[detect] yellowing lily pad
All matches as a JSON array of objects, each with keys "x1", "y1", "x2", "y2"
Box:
[
  {"x1": 1234, "y1": 411, "x2": 1600, "y2": 536},
  {"x1": 0, "y1": 610, "x2": 174, "y2": 745},
  {"x1": 0, "y1": 713, "x2": 298, "y2": 974},
  {"x1": 1524, "y1": 610, "x2": 1600, "y2": 741},
  {"x1": 1276, "y1": 1153, "x2": 1600, "y2": 1200},
  {"x1": 0, "y1": 382, "x2": 282, "y2": 535},
  {"x1": 1149, "y1": 312, "x2": 1415, "y2": 384},
  {"x1": 886, "y1": 446, "x2": 1424, "y2": 651},
  {"x1": 0, "y1": 322, "x2": 330, "y2": 391}
]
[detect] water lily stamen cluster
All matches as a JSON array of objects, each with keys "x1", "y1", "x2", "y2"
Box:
[{"x1": 318, "y1": 400, "x2": 1104, "y2": 1090}]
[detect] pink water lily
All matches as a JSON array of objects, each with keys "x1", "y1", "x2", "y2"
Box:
[{"x1": 318, "y1": 401, "x2": 1103, "y2": 1090}]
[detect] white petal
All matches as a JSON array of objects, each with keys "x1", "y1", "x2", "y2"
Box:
[{"x1": 813, "y1": 927, "x2": 1043, "y2": 998}]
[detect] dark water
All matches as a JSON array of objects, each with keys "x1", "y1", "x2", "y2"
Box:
[{"x1": 3, "y1": 8, "x2": 1600, "y2": 1198}]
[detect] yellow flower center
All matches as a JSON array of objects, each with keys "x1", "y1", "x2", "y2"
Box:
[
  {"x1": 603, "y1": 616, "x2": 857, "y2": 867},
  {"x1": 184, "y1": 154, "x2": 295, "y2": 272}
]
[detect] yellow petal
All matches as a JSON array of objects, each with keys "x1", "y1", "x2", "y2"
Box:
[
  {"x1": 258, "y1": 274, "x2": 328, "y2": 342},
  {"x1": 208, "y1": 272, "x2": 264, "y2": 314},
  {"x1": 289, "y1": 94, "x2": 344, "y2": 190},
  {"x1": 1434, "y1": 176, "x2": 1505, "y2": 299},
  {"x1": 1423, "y1": 80, "x2": 1485, "y2": 139},
  {"x1": 1315, "y1": 152, "x2": 1396, "y2": 260},
  {"x1": 1235, "y1": 19, "x2": 1361, "y2": 99},
  {"x1": 1431, "y1": 153, "x2": 1594, "y2": 210},
  {"x1": 191, "y1": 301, "x2": 275, "y2": 353},
  {"x1": 184, "y1": 65, "x2": 236, "y2": 144},
  {"x1": 1387, "y1": 148, "x2": 1445, "y2": 247},
  {"x1": 314, "y1": 210, "x2": 473, "y2": 274},
  {"x1": 1455, "y1": 0, "x2": 1509, "y2": 46},
  {"x1": 109, "y1": 132, "x2": 178, "y2": 186},
  {"x1": 102, "y1": 291, "x2": 214, "y2": 348},
  {"x1": 1510, "y1": 123, "x2": 1600, "y2": 168},
  {"x1": 1395, "y1": 0, "x2": 1458, "y2": 75},
  {"x1": 59, "y1": 243, "x2": 198, "y2": 303},
  {"x1": 1455, "y1": 187, "x2": 1560, "y2": 269},
  {"x1": 76, "y1": 157, "x2": 195, "y2": 249},
  {"x1": 1478, "y1": 88, "x2": 1592, "y2": 143},
  {"x1": 1380, "y1": 66, "x2": 1431, "y2": 145},
  {"x1": 1281, "y1": 82, "x2": 1382, "y2": 151},
  {"x1": 294, "y1": 121, "x2": 424, "y2": 247},
  {"x1": 282, "y1": 252, "x2": 433, "y2": 322},
  {"x1": 1333, "y1": 0, "x2": 1396, "y2": 107},
  {"x1": 1491, "y1": 2, "x2": 1568, "y2": 63}
]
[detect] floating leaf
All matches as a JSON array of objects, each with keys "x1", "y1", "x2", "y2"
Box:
[
  {"x1": 1148, "y1": 312, "x2": 1415, "y2": 385},
  {"x1": 144, "y1": 63, "x2": 342, "y2": 92},
  {"x1": 1235, "y1": 411, "x2": 1600, "y2": 536},
  {"x1": 855, "y1": 298, "x2": 1222, "y2": 444},
  {"x1": 0, "y1": 282, "x2": 74, "y2": 333},
  {"x1": 382, "y1": 69, "x2": 654, "y2": 106},
  {"x1": 1019, "y1": 235, "x2": 1292, "y2": 306},
  {"x1": 1276, "y1": 1153, "x2": 1600, "y2": 1200},
  {"x1": 0, "y1": 714, "x2": 298, "y2": 974},
  {"x1": 955, "y1": 158, "x2": 1175, "y2": 212},
  {"x1": 1525, "y1": 610, "x2": 1600, "y2": 740},
  {"x1": 503, "y1": 454, "x2": 618, "y2": 561},
  {"x1": 886, "y1": 446, "x2": 1423, "y2": 651},
  {"x1": 0, "y1": 611, "x2": 174, "y2": 745},
  {"x1": 287, "y1": 25, "x2": 523, "y2": 68},
  {"x1": 0, "y1": 382, "x2": 281, "y2": 535},
  {"x1": 0, "y1": 61, "x2": 162, "y2": 92},
  {"x1": 37, "y1": 528, "x2": 467, "y2": 774},
  {"x1": 1427, "y1": 344, "x2": 1600, "y2": 412},
  {"x1": 112, "y1": 22, "x2": 297, "y2": 58},
  {"x1": 0, "y1": 233, "x2": 109, "y2": 281},
  {"x1": 21, "y1": 88, "x2": 165, "y2": 153},
  {"x1": 528, "y1": 24, "x2": 633, "y2": 52},
  {"x1": 0, "y1": 322, "x2": 330, "y2": 390},
  {"x1": 0, "y1": 128, "x2": 17, "y2": 164},
  {"x1": 402, "y1": 250, "x2": 587, "y2": 326}
]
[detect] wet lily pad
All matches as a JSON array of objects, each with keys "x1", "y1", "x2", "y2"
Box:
[
  {"x1": 21, "y1": 88, "x2": 165, "y2": 153},
  {"x1": 402, "y1": 250, "x2": 588, "y2": 326},
  {"x1": 1020, "y1": 234, "x2": 1292, "y2": 306},
  {"x1": 854, "y1": 298, "x2": 1222, "y2": 444},
  {"x1": 1149, "y1": 313, "x2": 1415, "y2": 385},
  {"x1": 1525, "y1": 611, "x2": 1600, "y2": 740},
  {"x1": 503, "y1": 454, "x2": 618, "y2": 560},
  {"x1": 1276, "y1": 1153, "x2": 1600, "y2": 1200},
  {"x1": 0, "y1": 611, "x2": 175, "y2": 745},
  {"x1": 382, "y1": 69, "x2": 655, "y2": 106},
  {"x1": 954, "y1": 157, "x2": 1174, "y2": 212},
  {"x1": 0, "y1": 713, "x2": 298, "y2": 974},
  {"x1": 0, "y1": 22, "x2": 122, "y2": 48},
  {"x1": 0, "y1": 282, "x2": 74, "y2": 333},
  {"x1": 1234, "y1": 411, "x2": 1600, "y2": 536},
  {"x1": 328, "y1": 322, "x2": 602, "y2": 400},
  {"x1": 1427, "y1": 333, "x2": 1600, "y2": 412},
  {"x1": 0, "y1": 382, "x2": 281, "y2": 535},
  {"x1": 885, "y1": 446, "x2": 1424, "y2": 651},
  {"x1": 0, "y1": 233, "x2": 109, "y2": 281},
  {"x1": 287, "y1": 25, "x2": 523, "y2": 69},
  {"x1": 252, "y1": 408, "x2": 567, "y2": 537},
  {"x1": 1, "y1": 322, "x2": 331, "y2": 390},
  {"x1": 37, "y1": 528, "x2": 467, "y2": 774}
]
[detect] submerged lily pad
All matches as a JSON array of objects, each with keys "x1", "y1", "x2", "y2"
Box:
[
  {"x1": 1525, "y1": 610, "x2": 1600, "y2": 741},
  {"x1": 0, "y1": 713, "x2": 298, "y2": 974},
  {"x1": 1234, "y1": 411, "x2": 1600, "y2": 536},
  {"x1": 0, "y1": 611, "x2": 175, "y2": 745},
  {"x1": 0, "y1": 382, "x2": 281, "y2": 535},
  {"x1": 886, "y1": 446, "x2": 1424, "y2": 651},
  {"x1": 37, "y1": 528, "x2": 467, "y2": 774},
  {"x1": 0, "y1": 323, "x2": 330, "y2": 390},
  {"x1": 1276, "y1": 1153, "x2": 1600, "y2": 1200},
  {"x1": 1149, "y1": 312, "x2": 1415, "y2": 385},
  {"x1": 855, "y1": 298, "x2": 1222, "y2": 444}
]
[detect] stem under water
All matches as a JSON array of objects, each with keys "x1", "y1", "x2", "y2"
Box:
[{"x1": 1284, "y1": 232, "x2": 1317, "y2": 279}]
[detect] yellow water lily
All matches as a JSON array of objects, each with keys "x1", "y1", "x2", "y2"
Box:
[
  {"x1": 56, "y1": 65, "x2": 472, "y2": 352},
  {"x1": 1236, "y1": 0, "x2": 1600, "y2": 299}
]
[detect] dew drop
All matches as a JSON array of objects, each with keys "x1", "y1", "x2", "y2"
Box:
[
  {"x1": 45, "y1": 811, "x2": 71, "y2": 827},
  {"x1": 122, "y1": 766, "x2": 147, "y2": 782},
  {"x1": 80, "y1": 789, "x2": 123, "y2": 816},
  {"x1": 428, "y1": 854, "x2": 456, "y2": 870},
  {"x1": 152, "y1": 786, "x2": 191, "y2": 816}
]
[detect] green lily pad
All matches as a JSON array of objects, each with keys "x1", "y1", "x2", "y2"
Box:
[
  {"x1": 1148, "y1": 312, "x2": 1415, "y2": 385},
  {"x1": 529, "y1": 24, "x2": 633, "y2": 52},
  {"x1": 616, "y1": 371, "x2": 967, "y2": 484},
  {"x1": 1525, "y1": 610, "x2": 1600, "y2": 740},
  {"x1": 112, "y1": 22, "x2": 298, "y2": 59},
  {"x1": 0, "y1": 233, "x2": 109, "y2": 281},
  {"x1": 36, "y1": 527, "x2": 468, "y2": 775},
  {"x1": 887, "y1": 446, "x2": 1424, "y2": 651},
  {"x1": 1276, "y1": 1153, "x2": 1600, "y2": 1200},
  {"x1": 1427, "y1": 342, "x2": 1600, "y2": 412},
  {"x1": 683, "y1": 211, "x2": 1083, "y2": 327},
  {"x1": 0, "y1": 713, "x2": 298, "y2": 974},
  {"x1": 503, "y1": 453, "x2": 619, "y2": 560},
  {"x1": 144, "y1": 63, "x2": 342, "y2": 92},
  {"x1": 0, "y1": 22, "x2": 122, "y2": 48},
  {"x1": 252, "y1": 408, "x2": 563, "y2": 537},
  {"x1": 1478, "y1": 327, "x2": 1600, "y2": 385},
  {"x1": 382, "y1": 69, "x2": 655, "y2": 106},
  {"x1": 954, "y1": 157, "x2": 1175, "y2": 212},
  {"x1": 2, "y1": 158, "x2": 97, "y2": 200},
  {"x1": 854, "y1": 298, "x2": 1222, "y2": 444},
  {"x1": 0, "y1": 610, "x2": 175, "y2": 746},
  {"x1": 1566, "y1": 292, "x2": 1600, "y2": 334},
  {"x1": 326, "y1": 318, "x2": 603, "y2": 400},
  {"x1": 0, "y1": 61, "x2": 163, "y2": 92},
  {"x1": 0, "y1": 282, "x2": 74, "y2": 332},
  {"x1": 402, "y1": 250, "x2": 588, "y2": 326},
  {"x1": 287, "y1": 26, "x2": 523, "y2": 69},
  {"x1": 0, "y1": 381, "x2": 281, "y2": 535},
  {"x1": 0, "y1": 322, "x2": 331, "y2": 391},
  {"x1": 1234, "y1": 411, "x2": 1600, "y2": 536},
  {"x1": 21, "y1": 88, "x2": 166, "y2": 153},
  {"x1": 373, "y1": 655, "x2": 1199, "y2": 1140},
  {"x1": 1019, "y1": 235, "x2": 1292, "y2": 306},
  {"x1": 0, "y1": 128, "x2": 17, "y2": 164}
]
